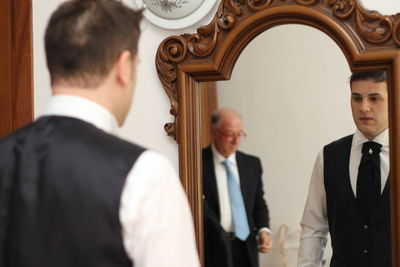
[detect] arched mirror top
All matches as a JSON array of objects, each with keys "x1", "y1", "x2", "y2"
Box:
[{"x1": 157, "y1": 0, "x2": 400, "y2": 139}]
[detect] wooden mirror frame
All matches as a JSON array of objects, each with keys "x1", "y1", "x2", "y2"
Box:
[{"x1": 156, "y1": 0, "x2": 400, "y2": 264}]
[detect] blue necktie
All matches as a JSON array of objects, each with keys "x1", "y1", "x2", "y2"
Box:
[{"x1": 222, "y1": 160, "x2": 250, "y2": 241}]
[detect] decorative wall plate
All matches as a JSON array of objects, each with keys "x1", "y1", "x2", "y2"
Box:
[{"x1": 133, "y1": 0, "x2": 217, "y2": 29}]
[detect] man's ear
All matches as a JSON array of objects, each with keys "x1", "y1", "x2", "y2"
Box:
[{"x1": 115, "y1": 50, "x2": 132, "y2": 87}]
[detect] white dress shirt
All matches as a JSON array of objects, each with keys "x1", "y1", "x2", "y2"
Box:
[
  {"x1": 211, "y1": 145, "x2": 271, "y2": 235},
  {"x1": 298, "y1": 129, "x2": 390, "y2": 267},
  {"x1": 42, "y1": 95, "x2": 200, "y2": 267}
]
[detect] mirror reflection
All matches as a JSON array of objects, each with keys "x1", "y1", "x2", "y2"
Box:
[{"x1": 202, "y1": 25, "x2": 389, "y2": 267}]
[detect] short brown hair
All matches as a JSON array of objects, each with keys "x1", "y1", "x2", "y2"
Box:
[
  {"x1": 349, "y1": 71, "x2": 387, "y2": 85},
  {"x1": 45, "y1": 0, "x2": 142, "y2": 88}
]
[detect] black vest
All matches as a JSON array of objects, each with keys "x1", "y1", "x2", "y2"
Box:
[
  {"x1": 0, "y1": 116, "x2": 145, "y2": 267},
  {"x1": 324, "y1": 135, "x2": 391, "y2": 267}
]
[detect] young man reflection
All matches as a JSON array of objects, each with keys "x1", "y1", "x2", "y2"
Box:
[
  {"x1": 203, "y1": 108, "x2": 272, "y2": 267},
  {"x1": 0, "y1": 1, "x2": 199, "y2": 266},
  {"x1": 298, "y1": 71, "x2": 390, "y2": 267}
]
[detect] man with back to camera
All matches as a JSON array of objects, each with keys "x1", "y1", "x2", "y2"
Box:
[
  {"x1": 203, "y1": 108, "x2": 273, "y2": 267},
  {"x1": 0, "y1": 0, "x2": 200, "y2": 266},
  {"x1": 298, "y1": 71, "x2": 391, "y2": 267}
]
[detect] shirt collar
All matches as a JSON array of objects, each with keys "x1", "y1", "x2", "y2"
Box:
[
  {"x1": 211, "y1": 145, "x2": 237, "y2": 166},
  {"x1": 353, "y1": 128, "x2": 389, "y2": 147},
  {"x1": 40, "y1": 95, "x2": 119, "y2": 134}
]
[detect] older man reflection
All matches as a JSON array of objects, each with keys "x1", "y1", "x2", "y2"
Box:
[
  {"x1": 298, "y1": 71, "x2": 391, "y2": 267},
  {"x1": 203, "y1": 108, "x2": 272, "y2": 267}
]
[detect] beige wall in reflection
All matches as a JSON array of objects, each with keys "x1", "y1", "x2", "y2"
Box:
[{"x1": 217, "y1": 25, "x2": 353, "y2": 267}]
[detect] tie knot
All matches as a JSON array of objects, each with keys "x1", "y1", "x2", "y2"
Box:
[
  {"x1": 362, "y1": 141, "x2": 382, "y2": 157},
  {"x1": 222, "y1": 160, "x2": 230, "y2": 168}
]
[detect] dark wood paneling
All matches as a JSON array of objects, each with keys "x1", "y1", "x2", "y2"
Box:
[
  {"x1": 0, "y1": 0, "x2": 33, "y2": 138},
  {"x1": 0, "y1": 0, "x2": 13, "y2": 137}
]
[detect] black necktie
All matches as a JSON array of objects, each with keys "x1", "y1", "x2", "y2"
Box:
[{"x1": 356, "y1": 141, "x2": 382, "y2": 217}]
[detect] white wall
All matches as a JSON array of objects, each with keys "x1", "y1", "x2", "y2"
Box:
[{"x1": 361, "y1": 0, "x2": 400, "y2": 15}]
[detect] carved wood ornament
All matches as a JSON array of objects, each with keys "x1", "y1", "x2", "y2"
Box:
[{"x1": 156, "y1": 0, "x2": 400, "y2": 265}]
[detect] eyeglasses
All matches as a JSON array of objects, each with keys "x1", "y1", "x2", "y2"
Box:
[{"x1": 215, "y1": 127, "x2": 247, "y2": 141}]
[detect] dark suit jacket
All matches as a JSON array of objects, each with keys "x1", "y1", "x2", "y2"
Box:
[{"x1": 203, "y1": 146, "x2": 270, "y2": 267}]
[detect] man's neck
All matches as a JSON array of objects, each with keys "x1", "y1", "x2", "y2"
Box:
[{"x1": 52, "y1": 86, "x2": 116, "y2": 123}]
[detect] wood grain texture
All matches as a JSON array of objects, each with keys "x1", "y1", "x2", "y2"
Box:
[
  {"x1": 0, "y1": 0, "x2": 33, "y2": 138},
  {"x1": 156, "y1": 1, "x2": 400, "y2": 266},
  {"x1": 201, "y1": 82, "x2": 217, "y2": 148}
]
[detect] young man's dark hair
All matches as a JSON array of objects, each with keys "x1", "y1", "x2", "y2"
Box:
[
  {"x1": 45, "y1": 0, "x2": 142, "y2": 88},
  {"x1": 349, "y1": 70, "x2": 387, "y2": 86}
]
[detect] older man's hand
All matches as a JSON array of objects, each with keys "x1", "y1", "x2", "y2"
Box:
[{"x1": 258, "y1": 231, "x2": 273, "y2": 253}]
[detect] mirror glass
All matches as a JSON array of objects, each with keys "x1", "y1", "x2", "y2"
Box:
[{"x1": 205, "y1": 24, "x2": 358, "y2": 267}]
